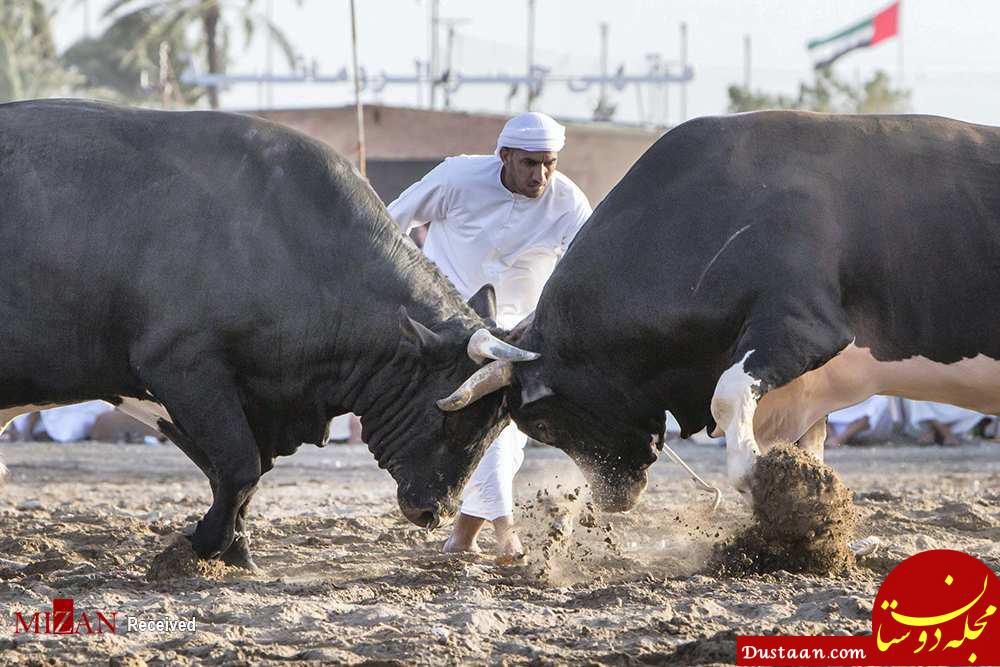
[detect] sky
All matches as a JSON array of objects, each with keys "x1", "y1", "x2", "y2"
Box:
[{"x1": 54, "y1": 0, "x2": 1000, "y2": 126}]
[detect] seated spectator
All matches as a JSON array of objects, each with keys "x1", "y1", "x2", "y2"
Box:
[
  {"x1": 8, "y1": 401, "x2": 160, "y2": 444},
  {"x1": 11, "y1": 402, "x2": 112, "y2": 442},
  {"x1": 90, "y1": 410, "x2": 163, "y2": 444},
  {"x1": 826, "y1": 395, "x2": 900, "y2": 447},
  {"x1": 903, "y1": 400, "x2": 989, "y2": 446}
]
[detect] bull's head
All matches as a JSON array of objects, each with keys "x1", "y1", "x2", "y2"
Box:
[
  {"x1": 503, "y1": 358, "x2": 660, "y2": 512},
  {"x1": 436, "y1": 313, "x2": 660, "y2": 514},
  {"x1": 372, "y1": 287, "x2": 540, "y2": 530}
]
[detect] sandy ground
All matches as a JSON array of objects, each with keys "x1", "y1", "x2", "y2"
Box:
[{"x1": 0, "y1": 438, "x2": 998, "y2": 665}]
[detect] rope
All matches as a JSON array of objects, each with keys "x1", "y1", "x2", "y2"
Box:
[{"x1": 661, "y1": 442, "x2": 723, "y2": 512}]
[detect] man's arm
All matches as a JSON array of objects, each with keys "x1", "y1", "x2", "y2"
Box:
[
  {"x1": 386, "y1": 160, "x2": 452, "y2": 234},
  {"x1": 558, "y1": 188, "x2": 593, "y2": 252}
]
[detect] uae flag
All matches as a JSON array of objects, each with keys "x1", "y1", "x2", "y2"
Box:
[{"x1": 807, "y1": 1, "x2": 899, "y2": 70}]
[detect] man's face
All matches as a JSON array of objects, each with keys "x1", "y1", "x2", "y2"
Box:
[{"x1": 500, "y1": 148, "x2": 558, "y2": 198}]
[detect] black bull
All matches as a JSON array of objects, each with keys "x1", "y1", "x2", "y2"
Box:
[
  {"x1": 0, "y1": 100, "x2": 537, "y2": 567},
  {"x1": 503, "y1": 111, "x2": 1000, "y2": 507}
]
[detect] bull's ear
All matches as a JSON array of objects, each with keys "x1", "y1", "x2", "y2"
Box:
[
  {"x1": 521, "y1": 380, "x2": 555, "y2": 407},
  {"x1": 466, "y1": 284, "x2": 497, "y2": 324},
  {"x1": 513, "y1": 357, "x2": 553, "y2": 407},
  {"x1": 399, "y1": 306, "x2": 444, "y2": 353}
]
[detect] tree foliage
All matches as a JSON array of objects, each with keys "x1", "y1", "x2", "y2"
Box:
[
  {"x1": 0, "y1": 0, "x2": 81, "y2": 102},
  {"x1": 103, "y1": 0, "x2": 301, "y2": 108},
  {"x1": 727, "y1": 68, "x2": 911, "y2": 114},
  {"x1": 62, "y1": 9, "x2": 200, "y2": 105}
]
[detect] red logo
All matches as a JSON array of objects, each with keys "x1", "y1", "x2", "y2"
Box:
[
  {"x1": 873, "y1": 549, "x2": 1000, "y2": 665},
  {"x1": 737, "y1": 550, "x2": 1000, "y2": 665},
  {"x1": 13, "y1": 598, "x2": 117, "y2": 635}
]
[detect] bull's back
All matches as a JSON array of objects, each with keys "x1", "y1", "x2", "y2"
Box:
[
  {"x1": 556, "y1": 111, "x2": 1000, "y2": 363},
  {"x1": 0, "y1": 100, "x2": 360, "y2": 404},
  {"x1": 811, "y1": 115, "x2": 1000, "y2": 362}
]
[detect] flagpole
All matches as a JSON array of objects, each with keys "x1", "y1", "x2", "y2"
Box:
[{"x1": 896, "y1": 0, "x2": 904, "y2": 83}]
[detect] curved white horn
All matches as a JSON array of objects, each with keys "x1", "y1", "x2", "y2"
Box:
[
  {"x1": 467, "y1": 328, "x2": 540, "y2": 364},
  {"x1": 437, "y1": 360, "x2": 514, "y2": 411}
]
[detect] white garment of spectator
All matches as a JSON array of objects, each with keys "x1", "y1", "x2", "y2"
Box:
[
  {"x1": 827, "y1": 395, "x2": 900, "y2": 441},
  {"x1": 904, "y1": 400, "x2": 987, "y2": 436},
  {"x1": 12, "y1": 401, "x2": 113, "y2": 442},
  {"x1": 388, "y1": 154, "x2": 591, "y2": 326}
]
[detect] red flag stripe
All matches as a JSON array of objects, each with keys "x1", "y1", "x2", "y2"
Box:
[{"x1": 871, "y1": 1, "x2": 900, "y2": 46}]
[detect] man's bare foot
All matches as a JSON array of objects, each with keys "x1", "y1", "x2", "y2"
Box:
[
  {"x1": 493, "y1": 516, "x2": 524, "y2": 562},
  {"x1": 443, "y1": 534, "x2": 481, "y2": 554},
  {"x1": 495, "y1": 533, "x2": 524, "y2": 564},
  {"x1": 930, "y1": 421, "x2": 961, "y2": 446},
  {"x1": 442, "y1": 513, "x2": 485, "y2": 554}
]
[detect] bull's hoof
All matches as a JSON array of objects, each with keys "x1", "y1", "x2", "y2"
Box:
[
  {"x1": 220, "y1": 536, "x2": 259, "y2": 571},
  {"x1": 189, "y1": 521, "x2": 234, "y2": 560}
]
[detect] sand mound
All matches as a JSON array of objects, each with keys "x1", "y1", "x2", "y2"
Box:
[
  {"x1": 146, "y1": 537, "x2": 229, "y2": 582},
  {"x1": 711, "y1": 443, "x2": 856, "y2": 575}
]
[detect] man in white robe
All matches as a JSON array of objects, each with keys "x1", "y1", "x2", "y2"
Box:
[
  {"x1": 388, "y1": 112, "x2": 592, "y2": 557},
  {"x1": 826, "y1": 395, "x2": 900, "y2": 447},
  {"x1": 11, "y1": 401, "x2": 113, "y2": 442},
  {"x1": 903, "y1": 400, "x2": 990, "y2": 445}
]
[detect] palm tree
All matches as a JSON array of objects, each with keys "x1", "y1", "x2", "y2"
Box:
[
  {"x1": 63, "y1": 7, "x2": 199, "y2": 105},
  {"x1": 0, "y1": 0, "x2": 81, "y2": 101},
  {"x1": 104, "y1": 0, "x2": 300, "y2": 108}
]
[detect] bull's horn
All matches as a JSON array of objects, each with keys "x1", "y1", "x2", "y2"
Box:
[
  {"x1": 466, "y1": 328, "x2": 540, "y2": 364},
  {"x1": 437, "y1": 360, "x2": 514, "y2": 411}
]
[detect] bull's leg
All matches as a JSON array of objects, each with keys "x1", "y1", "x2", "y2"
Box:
[
  {"x1": 711, "y1": 352, "x2": 763, "y2": 493},
  {"x1": 223, "y1": 493, "x2": 258, "y2": 570},
  {"x1": 158, "y1": 420, "x2": 258, "y2": 570},
  {"x1": 796, "y1": 418, "x2": 826, "y2": 464},
  {"x1": 140, "y1": 366, "x2": 261, "y2": 560},
  {"x1": 712, "y1": 296, "x2": 853, "y2": 492}
]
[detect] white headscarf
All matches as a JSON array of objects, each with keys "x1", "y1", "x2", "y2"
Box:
[{"x1": 495, "y1": 112, "x2": 566, "y2": 154}]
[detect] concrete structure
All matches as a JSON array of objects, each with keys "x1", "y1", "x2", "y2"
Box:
[{"x1": 254, "y1": 105, "x2": 664, "y2": 205}]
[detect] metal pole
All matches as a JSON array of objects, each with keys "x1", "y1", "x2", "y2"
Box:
[
  {"x1": 415, "y1": 59, "x2": 424, "y2": 108},
  {"x1": 743, "y1": 34, "x2": 751, "y2": 89},
  {"x1": 266, "y1": 0, "x2": 274, "y2": 107},
  {"x1": 429, "y1": 0, "x2": 439, "y2": 109},
  {"x1": 896, "y1": 1, "x2": 904, "y2": 84},
  {"x1": 444, "y1": 23, "x2": 455, "y2": 109},
  {"x1": 662, "y1": 55, "x2": 669, "y2": 126},
  {"x1": 440, "y1": 18, "x2": 468, "y2": 110},
  {"x1": 634, "y1": 78, "x2": 645, "y2": 125},
  {"x1": 349, "y1": 0, "x2": 366, "y2": 177},
  {"x1": 599, "y1": 22, "x2": 608, "y2": 108},
  {"x1": 644, "y1": 53, "x2": 658, "y2": 123},
  {"x1": 526, "y1": 0, "x2": 536, "y2": 110},
  {"x1": 679, "y1": 22, "x2": 688, "y2": 122}
]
